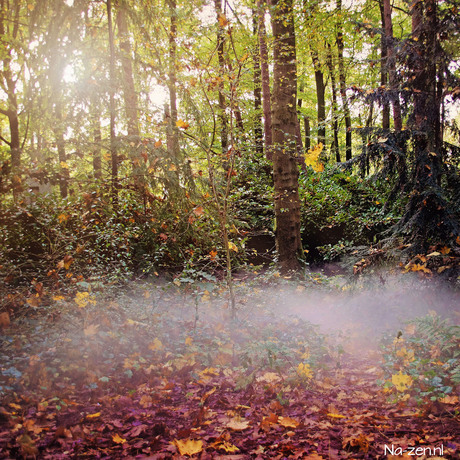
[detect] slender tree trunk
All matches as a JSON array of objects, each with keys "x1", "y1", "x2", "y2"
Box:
[
  {"x1": 107, "y1": 0, "x2": 118, "y2": 203},
  {"x1": 383, "y1": 0, "x2": 402, "y2": 131},
  {"x1": 0, "y1": 0, "x2": 21, "y2": 198},
  {"x1": 257, "y1": 0, "x2": 272, "y2": 159},
  {"x1": 252, "y1": 8, "x2": 263, "y2": 156},
  {"x1": 379, "y1": 0, "x2": 390, "y2": 130},
  {"x1": 311, "y1": 50, "x2": 326, "y2": 148},
  {"x1": 166, "y1": 0, "x2": 181, "y2": 162},
  {"x1": 214, "y1": 0, "x2": 228, "y2": 155},
  {"x1": 90, "y1": 101, "x2": 102, "y2": 180},
  {"x1": 116, "y1": 6, "x2": 139, "y2": 137},
  {"x1": 270, "y1": 0, "x2": 303, "y2": 272},
  {"x1": 336, "y1": 0, "x2": 352, "y2": 161},
  {"x1": 326, "y1": 44, "x2": 340, "y2": 162},
  {"x1": 304, "y1": 116, "x2": 310, "y2": 152}
]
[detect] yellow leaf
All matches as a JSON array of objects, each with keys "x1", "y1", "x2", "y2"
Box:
[
  {"x1": 228, "y1": 241, "x2": 238, "y2": 252},
  {"x1": 60, "y1": 161, "x2": 69, "y2": 169},
  {"x1": 185, "y1": 336, "x2": 193, "y2": 346},
  {"x1": 176, "y1": 119, "x2": 190, "y2": 129},
  {"x1": 86, "y1": 412, "x2": 101, "y2": 419},
  {"x1": 58, "y1": 213, "x2": 69, "y2": 223},
  {"x1": 149, "y1": 338, "x2": 163, "y2": 351},
  {"x1": 304, "y1": 143, "x2": 324, "y2": 172},
  {"x1": 169, "y1": 163, "x2": 177, "y2": 171},
  {"x1": 213, "y1": 440, "x2": 239, "y2": 452},
  {"x1": 327, "y1": 412, "x2": 346, "y2": 419},
  {"x1": 278, "y1": 416, "x2": 299, "y2": 428},
  {"x1": 27, "y1": 4, "x2": 35, "y2": 10},
  {"x1": 226, "y1": 417, "x2": 250, "y2": 431},
  {"x1": 391, "y1": 371, "x2": 413, "y2": 392},
  {"x1": 440, "y1": 395, "x2": 458, "y2": 404},
  {"x1": 256, "y1": 372, "x2": 280, "y2": 383},
  {"x1": 173, "y1": 438, "x2": 203, "y2": 456},
  {"x1": 112, "y1": 433, "x2": 127, "y2": 444},
  {"x1": 297, "y1": 362, "x2": 313, "y2": 379}
]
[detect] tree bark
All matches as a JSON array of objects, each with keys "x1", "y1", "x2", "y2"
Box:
[
  {"x1": 311, "y1": 50, "x2": 326, "y2": 148},
  {"x1": 379, "y1": 0, "x2": 390, "y2": 130},
  {"x1": 270, "y1": 0, "x2": 303, "y2": 272},
  {"x1": 326, "y1": 44, "x2": 340, "y2": 162},
  {"x1": 107, "y1": 0, "x2": 118, "y2": 203},
  {"x1": 383, "y1": 0, "x2": 402, "y2": 131},
  {"x1": 214, "y1": 0, "x2": 228, "y2": 156},
  {"x1": 257, "y1": 0, "x2": 273, "y2": 159},
  {"x1": 116, "y1": 5, "x2": 140, "y2": 137},
  {"x1": 252, "y1": 8, "x2": 263, "y2": 156},
  {"x1": 336, "y1": 0, "x2": 352, "y2": 161}
]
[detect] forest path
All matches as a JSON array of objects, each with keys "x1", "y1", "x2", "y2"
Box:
[{"x1": 0, "y1": 273, "x2": 458, "y2": 458}]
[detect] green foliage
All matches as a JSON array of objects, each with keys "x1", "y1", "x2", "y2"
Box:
[
  {"x1": 298, "y1": 167, "x2": 400, "y2": 256},
  {"x1": 0, "y1": 189, "x2": 220, "y2": 284},
  {"x1": 379, "y1": 313, "x2": 460, "y2": 404}
]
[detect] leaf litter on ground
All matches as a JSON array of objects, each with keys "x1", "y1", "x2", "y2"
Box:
[{"x1": 0, "y1": 271, "x2": 459, "y2": 458}]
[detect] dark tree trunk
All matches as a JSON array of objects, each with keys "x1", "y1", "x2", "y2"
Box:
[
  {"x1": 257, "y1": 0, "x2": 273, "y2": 159},
  {"x1": 304, "y1": 116, "x2": 310, "y2": 152},
  {"x1": 270, "y1": 0, "x2": 303, "y2": 272},
  {"x1": 383, "y1": 0, "x2": 402, "y2": 131},
  {"x1": 336, "y1": 0, "x2": 352, "y2": 161},
  {"x1": 379, "y1": 0, "x2": 390, "y2": 130},
  {"x1": 326, "y1": 44, "x2": 340, "y2": 162},
  {"x1": 311, "y1": 50, "x2": 326, "y2": 148}
]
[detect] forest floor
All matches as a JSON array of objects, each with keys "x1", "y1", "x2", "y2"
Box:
[{"x1": 0, "y1": 269, "x2": 459, "y2": 459}]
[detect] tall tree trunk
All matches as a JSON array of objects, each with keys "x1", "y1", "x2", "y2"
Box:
[
  {"x1": 107, "y1": 0, "x2": 118, "y2": 203},
  {"x1": 0, "y1": 0, "x2": 21, "y2": 198},
  {"x1": 252, "y1": 8, "x2": 263, "y2": 156},
  {"x1": 166, "y1": 0, "x2": 180, "y2": 162},
  {"x1": 383, "y1": 0, "x2": 402, "y2": 131},
  {"x1": 336, "y1": 0, "x2": 352, "y2": 161},
  {"x1": 304, "y1": 116, "x2": 310, "y2": 152},
  {"x1": 116, "y1": 5, "x2": 139, "y2": 137},
  {"x1": 326, "y1": 44, "x2": 340, "y2": 162},
  {"x1": 379, "y1": 0, "x2": 390, "y2": 130},
  {"x1": 90, "y1": 101, "x2": 102, "y2": 180},
  {"x1": 311, "y1": 50, "x2": 326, "y2": 148},
  {"x1": 257, "y1": 0, "x2": 272, "y2": 159},
  {"x1": 270, "y1": 0, "x2": 303, "y2": 272},
  {"x1": 214, "y1": 0, "x2": 228, "y2": 156}
]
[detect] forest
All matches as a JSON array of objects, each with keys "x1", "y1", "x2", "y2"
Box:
[{"x1": 0, "y1": 0, "x2": 459, "y2": 458}]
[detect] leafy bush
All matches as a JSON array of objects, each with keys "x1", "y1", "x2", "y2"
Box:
[
  {"x1": 298, "y1": 166, "x2": 400, "y2": 257},
  {"x1": 379, "y1": 313, "x2": 460, "y2": 404}
]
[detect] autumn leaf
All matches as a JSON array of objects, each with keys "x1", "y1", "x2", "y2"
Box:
[
  {"x1": 278, "y1": 416, "x2": 299, "y2": 428},
  {"x1": 86, "y1": 412, "x2": 101, "y2": 419},
  {"x1": 297, "y1": 362, "x2": 313, "y2": 379},
  {"x1": 193, "y1": 206, "x2": 204, "y2": 216},
  {"x1": 209, "y1": 249, "x2": 218, "y2": 260},
  {"x1": 440, "y1": 246, "x2": 451, "y2": 255},
  {"x1": 256, "y1": 372, "x2": 280, "y2": 383},
  {"x1": 112, "y1": 433, "x2": 127, "y2": 444},
  {"x1": 0, "y1": 312, "x2": 10, "y2": 329},
  {"x1": 228, "y1": 241, "x2": 238, "y2": 252},
  {"x1": 154, "y1": 140, "x2": 162, "y2": 147},
  {"x1": 149, "y1": 338, "x2": 163, "y2": 351},
  {"x1": 391, "y1": 371, "x2": 413, "y2": 392},
  {"x1": 304, "y1": 143, "x2": 324, "y2": 172},
  {"x1": 84, "y1": 324, "x2": 99, "y2": 336},
  {"x1": 212, "y1": 440, "x2": 239, "y2": 452},
  {"x1": 226, "y1": 417, "x2": 250, "y2": 431},
  {"x1": 440, "y1": 394, "x2": 459, "y2": 404},
  {"x1": 173, "y1": 438, "x2": 203, "y2": 456},
  {"x1": 185, "y1": 336, "x2": 193, "y2": 346},
  {"x1": 58, "y1": 213, "x2": 69, "y2": 223},
  {"x1": 176, "y1": 119, "x2": 190, "y2": 129},
  {"x1": 218, "y1": 13, "x2": 229, "y2": 26}
]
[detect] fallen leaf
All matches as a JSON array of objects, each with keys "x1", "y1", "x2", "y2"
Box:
[
  {"x1": 112, "y1": 433, "x2": 127, "y2": 444},
  {"x1": 226, "y1": 417, "x2": 250, "y2": 431},
  {"x1": 278, "y1": 416, "x2": 299, "y2": 428},
  {"x1": 173, "y1": 438, "x2": 203, "y2": 456}
]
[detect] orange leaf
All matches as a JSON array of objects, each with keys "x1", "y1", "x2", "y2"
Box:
[
  {"x1": 440, "y1": 246, "x2": 451, "y2": 255},
  {"x1": 154, "y1": 140, "x2": 162, "y2": 147},
  {"x1": 112, "y1": 433, "x2": 127, "y2": 444},
  {"x1": 218, "y1": 13, "x2": 229, "y2": 26},
  {"x1": 193, "y1": 206, "x2": 204, "y2": 216},
  {"x1": 0, "y1": 312, "x2": 10, "y2": 329},
  {"x1": 278, "y1": 416, "x2": 299, "y2": 428}
]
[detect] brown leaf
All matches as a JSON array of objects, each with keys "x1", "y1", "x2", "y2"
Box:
[{"x1": 173, "y1": 438, "x2": 203, "y2": 456}]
